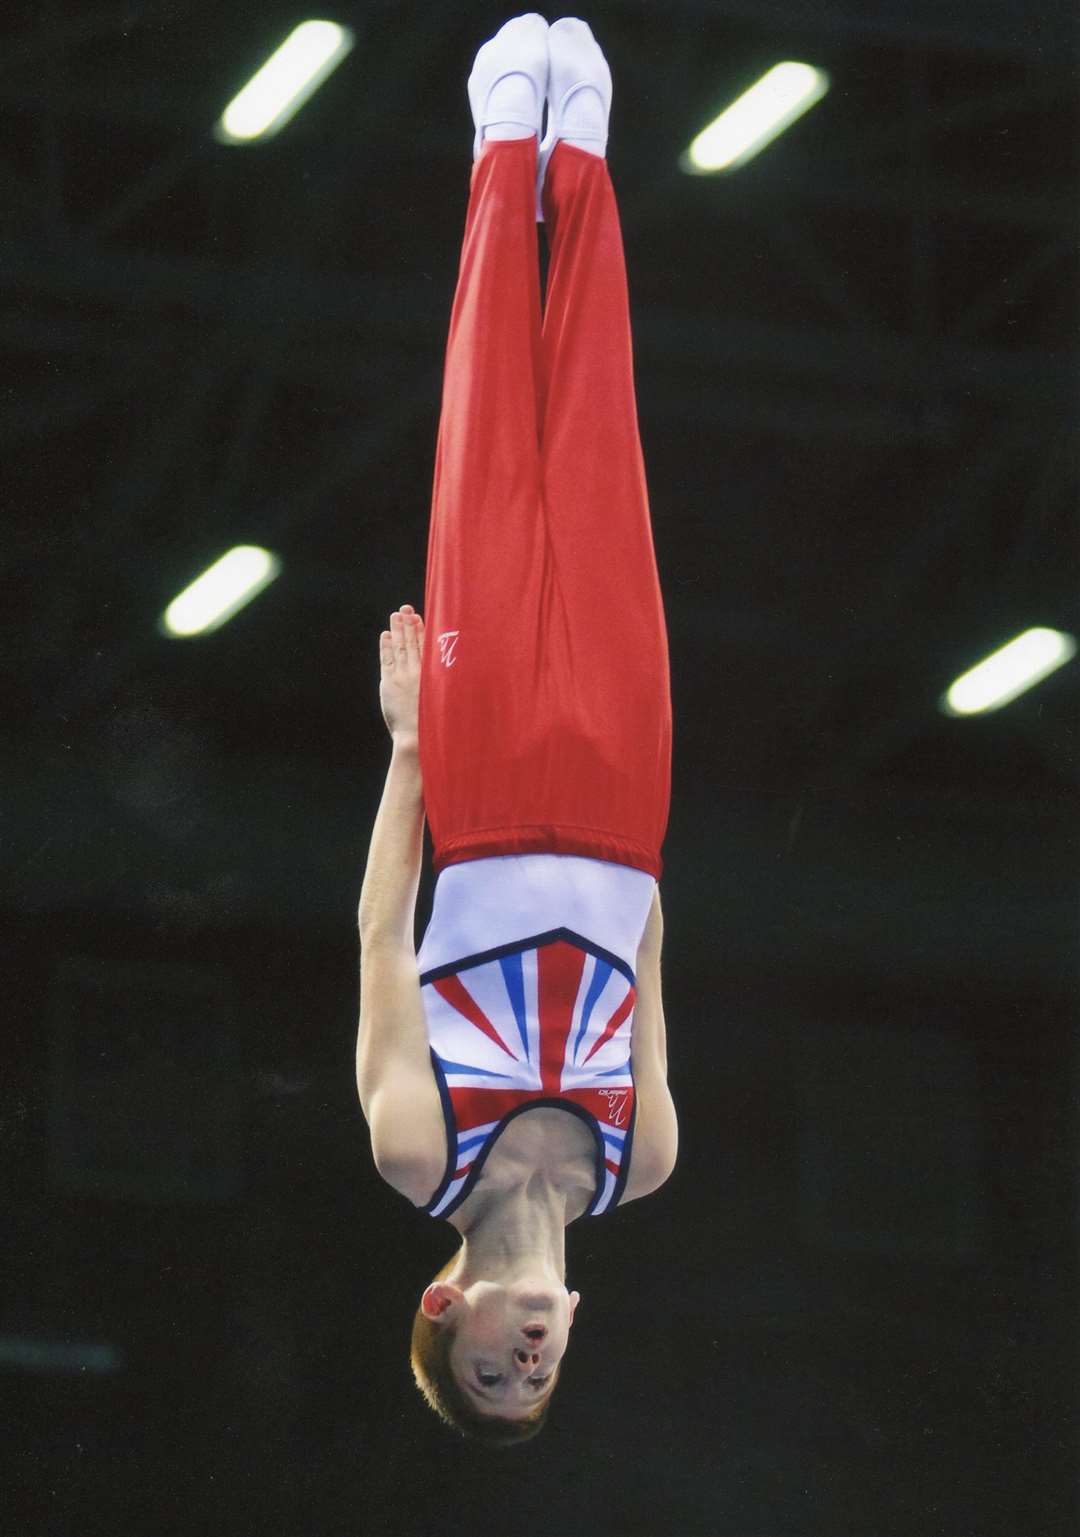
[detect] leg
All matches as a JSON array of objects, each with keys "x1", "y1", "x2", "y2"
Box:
[
  {"x1": 420, "y1": 134, "x2": 546, "y2": 862},
  {"x1": 424, "y1": 23, "x2": 671, "y2": 881},
  {"x1": 533, "y1": 140, "x2": 672, "y2": 877}
]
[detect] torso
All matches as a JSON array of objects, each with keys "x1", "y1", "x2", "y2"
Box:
[{"x1": 406, "y1": 853, "x2": 658, "y2": 1218}]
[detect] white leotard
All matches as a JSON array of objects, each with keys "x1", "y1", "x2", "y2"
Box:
[{"x1": 414, "y1": 853, "x2": 657, "y2": 1218}]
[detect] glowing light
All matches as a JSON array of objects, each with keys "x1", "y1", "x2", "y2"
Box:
[
  {"x1": 161, "y1": 546, "x2": 281, "y2": 637},
  {"x1": 215, "y1": 21, "x2": 354, "y2": 144},
  {"x1": 940, "y1": 627, "x2": 1076, "y2": 716},
  {"x1": 681, "y1": 61, "x2": 830, "y2": 173}
]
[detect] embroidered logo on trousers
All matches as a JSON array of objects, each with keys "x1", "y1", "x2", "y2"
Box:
[{"x1": 437, "y1": 630, "x2": 460, "y2": 667}]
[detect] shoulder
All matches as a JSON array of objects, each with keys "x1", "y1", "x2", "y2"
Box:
[
  {"x1": 378, "y1": 1148, "x2": 445, "y2": 1208},
  {"x1": 355, "y1": 936, "x2": 447, "y2": 1200},
  {"x1": 367, "y1": 1068, "x2": 446, "y2": 1206}
]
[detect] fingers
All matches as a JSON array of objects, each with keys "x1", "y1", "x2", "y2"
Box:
[
  {"x1": 380, "y1": 606, "x2": 424, "y2": 668},
  {"x1": 404, "y1": 605, "x2": 424, "y2": 653}
]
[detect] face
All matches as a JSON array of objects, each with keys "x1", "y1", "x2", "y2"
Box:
[{"x1": 423, "y1": 1279, "x2": 581, "y2": 1421}]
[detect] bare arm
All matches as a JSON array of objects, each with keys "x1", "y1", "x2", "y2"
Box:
[
  {"x1": 641, "y1": 883, "x2": 663, "y2": 953},
  {"x1": 358, "y1": 603, "x2": 426, "y2": 947},
  {"x1": 632, "y1": 885, "x2": 666, "y2": 1076},
  {"x1": 355, "y1": 772, "x2": 445, "y2": 1192},
  {"x1": 619, "y1": 884, "x2": 677, "y2": 1201},
  {"x1": 357, "y1": 734, "x2": 425, "y2": 949},
  {"x1": 355, "y1": 605, "x2": 445, "y2": 1189}
]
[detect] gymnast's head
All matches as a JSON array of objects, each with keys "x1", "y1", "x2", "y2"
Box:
[{"x1": 410, "y1": 1248, "x2": 581, "y2": 1444}]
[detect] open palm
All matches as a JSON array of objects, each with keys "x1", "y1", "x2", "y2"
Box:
[{"x1": 379, "y1": 604, "x2": 424, "y2": 742}]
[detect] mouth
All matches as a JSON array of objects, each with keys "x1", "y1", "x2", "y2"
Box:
[{"x1": 523, "y1": 1325, "x2": 547, "y2": 1342}]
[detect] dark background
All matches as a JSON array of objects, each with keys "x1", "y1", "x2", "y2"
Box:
[{"x1": 4, "y1": 1, "x2": 1078, "y2": 1533}]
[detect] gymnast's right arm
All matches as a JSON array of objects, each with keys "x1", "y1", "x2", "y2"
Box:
[
  {"x1": 355, "y1": 734, "x2": 436, "y2": 1168},
  {"x1": 357, "y1": 733, "x2": 425, "y2": 954},
  {"x1": 358, "y1": 603, "x2": 426, "y2": 952},
  {"x1": 355, "y1": 607, "x2": 444, "y2": 1192}
]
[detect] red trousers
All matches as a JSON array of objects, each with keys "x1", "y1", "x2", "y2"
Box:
[{"x1": 420, "y1": 135, "x2": 672, "y2": 881}]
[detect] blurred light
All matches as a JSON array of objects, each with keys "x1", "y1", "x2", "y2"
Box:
[
  {"x1": 940, "y1": 627, "x2": 1076, "y2": 716},
  {"x1": 215, "y1": 20, "x2": 354, "y2": 144},
  {"x1": 161, "y1": 546, "x2": 281, "y2": 637},
  {"x1": 680, "y1": 61, "x2": 830, "y2": 173},
  {"x1": 0, "y1": 1335, "x2": 123, "y2": 1374}
]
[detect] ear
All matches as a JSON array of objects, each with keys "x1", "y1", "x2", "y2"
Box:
[
  {"x1": 421, "y1": 1282, "x2": 464, "y2": 1321},
  {"x1": 568, "y1": 1290, "x2": 581, "y2": 1325}
]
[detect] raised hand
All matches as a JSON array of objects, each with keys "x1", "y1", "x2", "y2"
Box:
[{"x1": 378, "y1": 604, "x2": 424, "y2": 745}]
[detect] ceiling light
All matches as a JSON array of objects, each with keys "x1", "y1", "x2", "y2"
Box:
[
  {"x1": 681, "y1": 61, "x2": 830, "y2": 174},
  {"x1": 940, "y1": 627, "x2": 1076, "y2": 716},
  {"x1": 215, "y1": 20, "x2": 355, "y2": 144},
  {"x1": 160, "y1": 546, "x2": 281, "y2": 637}
]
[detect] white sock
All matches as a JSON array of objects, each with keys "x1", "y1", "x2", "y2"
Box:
[
  {"x1": 549, "y1": 18, "x2": 610, "y2": 158},
  {"x1": 562, "y1": 96, "x2": 606, "y2": 156},
  {"x1": 484, "y1": 71, "x2": 540, "y2": 141},
  {"x1": 468, "y1": 16, "x2": 547, "y2": 153}
]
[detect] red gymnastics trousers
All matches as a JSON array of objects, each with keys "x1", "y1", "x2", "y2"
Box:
[{"x1": 419, "y1": 134, "x2": 672, "y2": 882}]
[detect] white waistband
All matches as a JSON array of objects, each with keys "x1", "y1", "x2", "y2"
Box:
[{"x1": 416, "y1": 854, "x2": 656, "y2": 976}]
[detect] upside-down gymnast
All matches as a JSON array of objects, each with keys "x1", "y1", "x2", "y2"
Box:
[{"x1": 356, "y1": 14, "x2": 675, "y2": 1446}]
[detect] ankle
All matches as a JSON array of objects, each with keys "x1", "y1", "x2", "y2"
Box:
[
  {"x1": 485, "y1": 123, "x2": 535, "y2": 142},
  {"x1": 560, "y1": 136, "x2": 605, "y2": 158},
  {"x1": 561, "y1": 86, "x2": 607, "y2": 155}
]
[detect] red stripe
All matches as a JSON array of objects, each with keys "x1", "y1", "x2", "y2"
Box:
[
  {"x1": 583, "y1": 985, "x2": 636, "y2": 1064},
  {"x1": 433, "y1": 973, "x2": 518, "y2": 1058},
  {"x1": 451, "y1": 1085, "x2": 634, "y2": 1128},
  {"x1": 604, "y1": 1158, "x2": 619, "y2": 1176},
  {"x1": 538, "y1": 942, "x2": 586, "y2": 1094}
]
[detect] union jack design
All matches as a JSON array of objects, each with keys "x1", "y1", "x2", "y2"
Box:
[{"x1": 418, "y1": 929, "x2": 637, "y2": 1219}]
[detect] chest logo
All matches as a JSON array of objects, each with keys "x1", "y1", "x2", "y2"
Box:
[
  {"x1": 598, "y1": 1088, "x2": 631, "y2": 1127},
  {"x1": 437, "y1": 630, "x2": 460, "y2": 667}
]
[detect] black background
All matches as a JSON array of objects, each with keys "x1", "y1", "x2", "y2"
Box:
[{"x1": 3, "y1": 2, "x2": 1077, "y2": 1533}]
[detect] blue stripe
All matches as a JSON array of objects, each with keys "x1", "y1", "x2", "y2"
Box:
[
  {"x1": 435, "y1": 1056, "x2": 514, "y2": 1080},
  {"x1": 573, "y1": 958, "x2": 613, "y2": 1062},
  {"x1": 595, "y1": 1062, "x2": 631, "y2": 1077},
  {"x1": 457, "y1": 1130, "x2": 489, "y2": 1154},
  {"x1": 601, "y1": 1127, "x2": 626, "y2": 1151},
  {"x1": 431, "y1": 1179, "x2": 464, "y2": 1216},
  {"x1": 499, "y1": 951, "x2": 531, "y2": 1059},
  {"x1": 420, "y1": 929, "x2": 635, "y2": 988}
]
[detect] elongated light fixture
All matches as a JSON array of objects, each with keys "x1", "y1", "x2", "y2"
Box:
[
  {"x1": 215, "y1": 20, "x2": 354, "y2": 144},
  {"x1": 681, "y1": 61, "x2": 830, "y2": 174},
  {"x1": 940, "y1": 627, "x2": 1076, "y2": 716},
  {"x1": 161, "y1": 546, "x2": 281, "y2": 637}
]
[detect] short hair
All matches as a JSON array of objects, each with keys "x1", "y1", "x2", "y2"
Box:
[{"x1": 409, "y1": 1246, "x2": 562, "y2": 1446}]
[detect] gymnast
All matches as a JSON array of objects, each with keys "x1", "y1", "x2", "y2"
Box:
[{"x1": 356, "y1": 14, "x2": 676, "y2": 1446}]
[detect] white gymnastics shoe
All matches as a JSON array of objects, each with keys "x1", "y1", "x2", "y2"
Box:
[
  {"x1": 535, "y1": 17, "x2": 612, "y2": 216},
  {"x1": 467, "y1": 13, "x2": 550, "y2": 161}
]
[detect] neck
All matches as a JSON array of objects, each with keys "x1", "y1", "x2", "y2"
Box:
[{"x1": 447, "y1": 1174, "x2": 571, "y2": 1288}]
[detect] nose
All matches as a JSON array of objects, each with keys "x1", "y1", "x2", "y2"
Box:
[{"x1": 514, "y1": 1348, "x2": 540, "y2": 1372}]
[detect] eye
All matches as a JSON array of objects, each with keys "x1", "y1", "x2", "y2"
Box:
[
  {"x1": 478, "y1": 1373, "x2": 502, "y2": 1387},
  {"x1": 528, "y1": 1375, "x2": 550, "y2": 1389}
]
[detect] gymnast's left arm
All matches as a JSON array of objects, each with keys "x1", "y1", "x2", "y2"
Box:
[
  {"x1": 628, "y1": 895, "x2": 678, "y2": 1189},
  {"x1": 634, "y1": 887, "x2": 666, "y2": 1074},
  {"x1": 638, "y1": 886, "x2": 663, "y2": 961}
]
